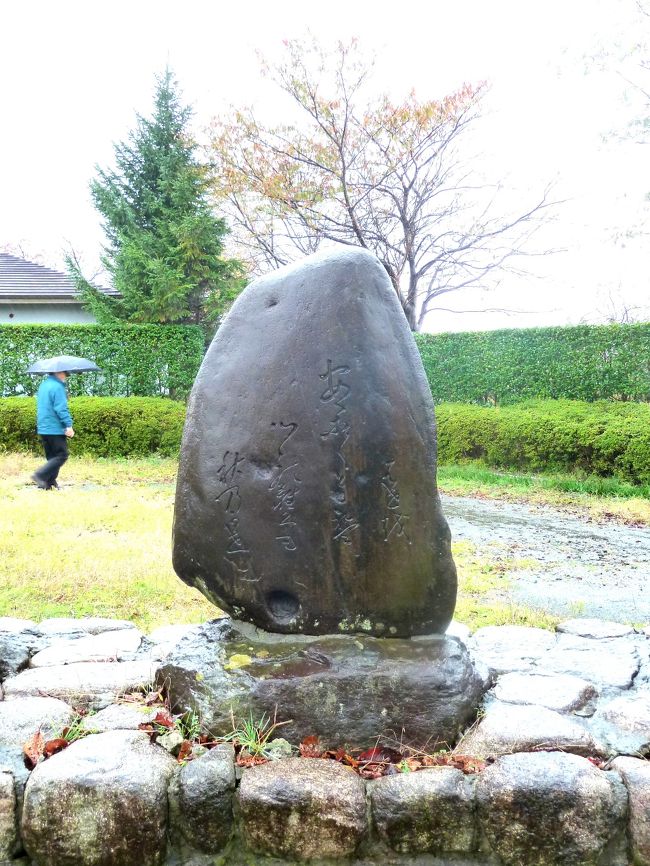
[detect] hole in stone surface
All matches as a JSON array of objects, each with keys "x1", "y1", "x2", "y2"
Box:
[
  {"x1": 266, "y1": 590, "x2": 300, "y2": 624},
  {"x1": 267, "y1": 297, "x2": 279, "y2": 308}
]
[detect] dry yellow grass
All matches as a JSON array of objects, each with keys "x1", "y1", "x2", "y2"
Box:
[
  {"x1": 0, "y1": 452, "x2": 216, "y2": 631},
  {"x1": 4, "y1": 452, "x2": 627, "y2": 634}
]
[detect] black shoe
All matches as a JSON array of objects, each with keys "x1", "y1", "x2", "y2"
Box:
[
  {"x1": 31, "y1": 474, "x2": 48, "y2": 490},
  {"x1": 47, "y1": 480, "x2": 60, "y2": 490}
]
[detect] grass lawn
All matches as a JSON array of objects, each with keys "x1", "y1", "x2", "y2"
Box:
[{"x1": 2, "y1": 452, "x2": 646, "y2": 633}]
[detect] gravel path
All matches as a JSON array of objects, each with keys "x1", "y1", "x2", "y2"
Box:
[{"x1": 443, "y1": 495, "x2": 650, "y2": 624}]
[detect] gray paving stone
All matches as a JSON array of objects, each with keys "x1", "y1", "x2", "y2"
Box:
[
  {"x1": 37, "y1": 617, "x2": 136, "y2": 638},
  {"x1": 542, "y1": 634, "x2": 639, "y2": 689},
  {"x1": 458, "y1": 701, "x2": 604, "y2": 759},
  {"x1": 470, "y1": 625, "x2": 556, "y2": 675},
  {"x1": 3, "y1": 660, "x2": 158, "y2": 710},
  {"x1": 0, "y1": 697, "x2": 74, "y2": 748},
  {"x1": 476, "y1": 752, "x2": 627, "y2": 866},
  {"x1": 29, "y1": 629, "x2": 142, "y2": 668},
  {"x1": 0, "y1": 770, "x2": 16, "y2": 860},
  {"x1": 370, "y1": 767, "x2": 476, "y2": 855},
  {"x1": 79, "y1": 703, "x2": 158, "y2": 733},
  {"x1": 238, "y1": 757, "x2": 366, "y2": 860},
  {"x1": 493, "y1": 672, "x2": 597, "y2": 713},
  {"x1": 612, "y1": 756, "x2": 650, "y2": 866},
  {"x1": 21, "y1": 731, "x2": 176, "y2": 866},
  {"x1": 556, "y1": 618, "x2": 634, "y2": 639}
]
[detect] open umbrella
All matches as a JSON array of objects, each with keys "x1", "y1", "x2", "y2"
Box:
[{"x1": 26, "y1": 355, "x2": 101, "y2": 374}]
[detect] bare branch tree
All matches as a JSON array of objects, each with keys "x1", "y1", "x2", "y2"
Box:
[{"x1": 208, "y1": 38, "x2": 557, "y2": 331}]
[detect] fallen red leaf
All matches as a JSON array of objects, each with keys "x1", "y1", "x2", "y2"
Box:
[
  {"x1": 177, "y1": 740, "x2": 193, "y2": 762},
  {"x1": 43, "y1": 738, "x2": 69, "y2": 758},
  {"x1": 358, "y1": 746, "x2": 402, "y2": 764},
  {"x1": 236, "y1": 752, "x2": 268, "y2": 768},
  {"x1": 299, "y1": 735, "x2": 323, "y2": 758},
  {"x1": 23, "y1": 731, "x2": 45, "y2": 769},
  {"x1": 152, "y1": 710, "x2": 175, "y2": 728}
]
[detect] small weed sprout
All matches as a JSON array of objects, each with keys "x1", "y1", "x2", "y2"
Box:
[{"x1": 222, "y1": 709, "x2": 292, "y2": 758}]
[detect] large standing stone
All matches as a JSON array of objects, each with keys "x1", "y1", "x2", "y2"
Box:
[
  {"x1": 173, "y1": 247, "x2": 456, "y2": 637},
  {"x1": 238, "y1": 758, "x2": 366, "y2": 860},
  {"x1": 476, "y1": 752, "x2": 627, "y2": 866},
  {"x1": 21, "y1": 731, "x2": 176, "y2": 866}
]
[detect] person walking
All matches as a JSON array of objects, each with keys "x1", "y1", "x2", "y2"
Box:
[{"x1": 32, "y1": 371, "x2": 75, "y2": 490}]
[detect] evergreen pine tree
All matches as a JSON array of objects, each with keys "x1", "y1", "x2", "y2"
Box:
[{"x1": 67, "y1": 69, "x2": 243, "y2": 329}]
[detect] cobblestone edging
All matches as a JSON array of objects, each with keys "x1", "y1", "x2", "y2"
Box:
[{"x1": 0, "y1": 615, "x2": 649, "y2": 866}]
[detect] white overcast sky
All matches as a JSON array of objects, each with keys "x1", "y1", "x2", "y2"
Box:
[{"x1": 1, "y1": 0, "x2": 648, "y2": 332}]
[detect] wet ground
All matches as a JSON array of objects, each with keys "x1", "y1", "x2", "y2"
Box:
[{"x1": 443, "y1": 495, "x2": 650, "y2": 624}]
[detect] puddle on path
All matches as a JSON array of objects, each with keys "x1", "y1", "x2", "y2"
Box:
[{"x1": 442, "y1": 495, "x2": 650, "y2": 623}]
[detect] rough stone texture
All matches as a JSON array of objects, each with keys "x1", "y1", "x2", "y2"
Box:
[
  {"x1": 556, "y1": 618, "x2": 634, "y2": 639},
  {"x1": 612, "y1": 756, "x2": 650, "y2": 866},
  {"x1": 370, "y1": 767, "x2": 476, "y2": 855},
  {"x1": 476, "y1": 752, "x2": 627, "y2": 866},
  {"x1": 145, "y1": 624, "x2": 201, "y2": 660},
  {"x1": 493, "y1": 672, "x2": 597, "y2": 713},
  {"x1": 21, "y1": 730, "x2": 176, "y2": 866},
  {"x1": 0, "y1": 771, "x2": 16, "y2": 861},
  {"x1": 3, "y1": 660, "x2": 157, "y2": 709},
  {"x1": 169, "y1": 744, "x2": 235, "y2": 853},
  {"x1": 445, "y1": 620, "x2": 471, "y2": 644},
  {"x1": 238, "y1": 757, "x2": 366, "y2": 860},
  {"x1": 0, "y1": 697, "x2": 74, "y2": 747},
  {"x1": 159, "y1": 619, "x2": 485, "y2": 748},
  {"x1": 37, "y1": 617, "x2": 136, "y2": 638},
  {"x1": 29, "y1": 628, "x2": 142, "y2": 667},
  {"x1": 543, "y1": 634, "x2": 640, "y2": 689},
  {"x1": 458, "y1": 702, "x2": 603, "y2": 759},
  {"x1": 469, "y1": 626, "x2": 556, "y2": 675},
  {"x1": 173, "y1": 246, "x2": 456, "y2": 638},
  {"x1": 0, "y1": 619, "x2": 42, "y2": 680},
  {"x1": 594, "y1": 692, "x2": 650, "y2": 756},
  {"x1": 79, "y1": 703, "x2": 158, "y2": 733}
]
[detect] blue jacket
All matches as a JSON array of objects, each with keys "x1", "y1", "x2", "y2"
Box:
[{"x1": 36, "y1": 375, "x2": 73, "y2": 435}]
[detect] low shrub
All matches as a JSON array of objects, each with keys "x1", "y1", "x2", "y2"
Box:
[
  {"x1": 436, "y1": 400, "x2": 650, "y2": 486},
  {"x1": 3, "y1": 396, "x2": 650, "y2": 483},
  {"x1": 0, "y1": 397, "x2": 185, "y2": 457}
]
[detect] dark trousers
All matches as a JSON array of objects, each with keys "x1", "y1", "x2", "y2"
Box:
[{"x1": 35, "y1": 435, "x2": 68, "y2": 487}]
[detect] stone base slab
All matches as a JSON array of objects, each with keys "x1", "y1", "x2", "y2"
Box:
[{"x1": 157, "y1": 619, "x2": 486, "y2": 748}]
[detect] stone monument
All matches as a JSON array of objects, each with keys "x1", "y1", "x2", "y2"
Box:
[
  {"x1": 167, "y1": 247, "x2": 483, "y2": 747},
  {"x1": 173, "y1": 246, "x2": 457, "y2": 637}
]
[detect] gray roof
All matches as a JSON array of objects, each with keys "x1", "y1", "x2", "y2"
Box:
[{"x1": 0, "y1": 253, "x2": 119, "y2": 300}]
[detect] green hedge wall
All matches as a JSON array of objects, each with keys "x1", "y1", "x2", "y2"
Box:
[
  {"x1": 0, "y1": 397, "x2": 185, "y2": 457},
  {"x1": 436, "y1": 400, "x2": 650, "y2": 485},
  {"x1": 0, "y1": 324, "x2": 204, "y2": 399},
  {"x1": 3, "y1": 395, "x2": 649, "y2": 485},
  {"x1": 415, "y1": 324, "x2": 650, "y2": 404}
]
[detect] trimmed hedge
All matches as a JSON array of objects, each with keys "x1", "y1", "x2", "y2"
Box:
[
  {"x1": 3, "y1": 396, "x2": 649, "y2": 486},
  {"x1": 415, "y1": 323, "x2": 650, "y2": 404},
  {"x1": 436, "y1": 400, "x2": 650, "y2": 486},
  {"x1": 0, "y1": 324, "x2": 204, "y2": 399},
  {"x1": 0, "y1": 397, "x2": 185, "y2": 457}
]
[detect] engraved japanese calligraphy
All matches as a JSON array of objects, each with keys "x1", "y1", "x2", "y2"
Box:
[{"x1": 173, "y1": 246, "x2": 457, "y2": 636}]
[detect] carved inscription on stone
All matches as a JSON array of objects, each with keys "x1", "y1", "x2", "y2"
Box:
[{"x1": 173, "y1": 247, "x2": 457, "y2": 637}]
